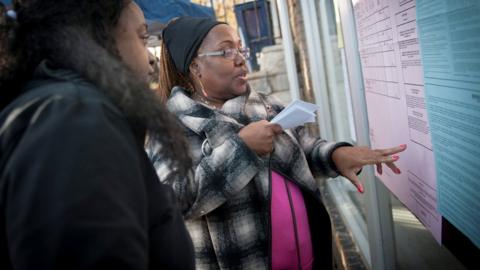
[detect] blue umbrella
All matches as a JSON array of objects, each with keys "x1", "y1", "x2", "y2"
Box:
[
  {"x1": 1, "y1": 0, "x2": 12, "y2": 8},
  {"x1": 135, "y1": 0, "x2": 214, "y2": 24}
]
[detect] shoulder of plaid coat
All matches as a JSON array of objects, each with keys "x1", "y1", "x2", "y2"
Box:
[{"x1": 146, "y1": 86, "x2": 349, "y2": 269}]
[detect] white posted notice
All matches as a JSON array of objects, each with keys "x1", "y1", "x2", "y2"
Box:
[{"x1": 352, "y1": 0, "x2": 442, "y2": 242}]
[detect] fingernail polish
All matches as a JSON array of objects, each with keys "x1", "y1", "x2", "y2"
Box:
[
  {"x1": 396, "y1": 168, "x2": 401, "y2": 174},
  {"x1": 358, "y1": 184, "x2": 364, "y2": 193},
  {"x1": 400, "y1": 144, "x2": 407, "y2": 148},
  {"x1": 393, "y1": 155, "x2": 399, "y2": 160}
]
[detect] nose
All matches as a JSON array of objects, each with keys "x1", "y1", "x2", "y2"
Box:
[{"x1": 234, "y1": 51, "x2": 246, "y2": 66}]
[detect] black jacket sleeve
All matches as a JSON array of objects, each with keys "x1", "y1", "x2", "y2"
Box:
[{"x1": 1, "y1": 90, "x2": 192, "y2": 269}]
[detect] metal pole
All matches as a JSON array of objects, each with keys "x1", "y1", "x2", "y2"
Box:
[
  {"x1": 269, "y1": 0, "x2": 282, "y2": 43},
  {"x1": 318, "y1": 0, "x2": 350, "y2": 141},
  {"x1": 335, "y1": 0, "x2": 396, "y2": 269},
  {"x1": 276, "y1": 0, "x2": 300, "y2": 101},
  {"x1": 299, "y1": 0, "x2": 334, "y2": 140}
]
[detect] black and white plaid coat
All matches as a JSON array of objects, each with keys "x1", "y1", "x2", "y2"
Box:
[{"x1": 147, "y1": 87, "x2": 350, "y2": 269}]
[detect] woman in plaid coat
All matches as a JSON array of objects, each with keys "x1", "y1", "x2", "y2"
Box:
[{"x1": 147, "y1": 17, "x2": 406, "y2": 270}]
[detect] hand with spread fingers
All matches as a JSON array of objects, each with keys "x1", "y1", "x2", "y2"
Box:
[{"x1": 331, "y1": 144, "x2": 407, "y2": 193}]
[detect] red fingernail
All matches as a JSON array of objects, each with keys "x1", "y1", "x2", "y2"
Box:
[
  {"x1": 393, "y1": 155, "x2": 399, "y2": 160},
  {"x1": 358, "y1": 183, "x2": 364, "y2": 193},
  {"x1": 400, "y1": 144, "x2": 407, "y2": 148},
  {"x1": 396, "y1": 168, "x2": 401, "y2": 174}
]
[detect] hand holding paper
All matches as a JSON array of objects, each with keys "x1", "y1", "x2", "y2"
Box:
[{"x1": 270, "y1": 100, "x2": 319, "y2": 129}]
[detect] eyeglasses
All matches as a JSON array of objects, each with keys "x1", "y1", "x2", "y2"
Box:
[{"x1": 197, "y1": 47, "x2": 250, "y2": 60}]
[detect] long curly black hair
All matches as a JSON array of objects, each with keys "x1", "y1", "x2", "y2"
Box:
[{"x1": 0, "y1": 0, "x2": 191, "y2": 175}]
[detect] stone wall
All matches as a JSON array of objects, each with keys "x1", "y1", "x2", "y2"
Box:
[{"x1": 247, "y1": 44, "x2": 292, "y2": 105}]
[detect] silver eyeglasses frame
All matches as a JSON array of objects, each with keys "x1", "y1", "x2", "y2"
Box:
[{"x1": 197, "y1": 47, "x2": 250, "y2": 60}]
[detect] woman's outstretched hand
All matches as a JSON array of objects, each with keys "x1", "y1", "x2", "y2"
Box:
[{"x1": 331, "y1": 144, "x2": 407, "y2": 193}]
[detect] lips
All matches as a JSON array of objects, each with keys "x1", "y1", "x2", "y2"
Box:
[{"x1": 235, "y1": 71, "x2": 248, "y2": 79}]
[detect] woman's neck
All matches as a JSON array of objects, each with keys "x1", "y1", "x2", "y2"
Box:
[{"x1": 192, "y1": 90, "x2": 225, "y2": 109}]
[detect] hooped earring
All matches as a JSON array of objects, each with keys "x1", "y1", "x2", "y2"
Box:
[
  {"x1": 196, "y1": 76, "x2": 207, "y2": 97},
  {"x1": 193, "y1": 71, "x2": 207, "y2": 96}
]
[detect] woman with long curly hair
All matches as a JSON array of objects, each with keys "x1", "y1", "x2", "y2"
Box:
[{"x1": 0, "y1": 1, "x2": 194, "y2": 269}]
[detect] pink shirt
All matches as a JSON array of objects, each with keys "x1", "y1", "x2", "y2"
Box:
[{"x1": 271, "y1": 171, "x2": 314, "y2": 270}]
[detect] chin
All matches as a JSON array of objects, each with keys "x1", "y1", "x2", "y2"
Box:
[{"x1": 233, "y1": 83, "x2": 248, "y2": 96}]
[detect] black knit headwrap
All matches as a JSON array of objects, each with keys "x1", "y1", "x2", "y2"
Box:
[{"x1": 162, "y1": 16, "x2": 225, "y2": 75}]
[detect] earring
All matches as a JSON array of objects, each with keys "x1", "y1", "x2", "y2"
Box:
[{"x1": 198, "y1": 77, "x2": 207, "y2": 96}]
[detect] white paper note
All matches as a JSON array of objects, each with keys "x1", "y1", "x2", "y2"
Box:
[{"x1": 270, "y1": 100, "x2": 319, "y2": 129}]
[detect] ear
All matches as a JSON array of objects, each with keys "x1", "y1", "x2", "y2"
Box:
[{"x1": 189, "y1": 59, "x2": 201, "y2": 78}]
